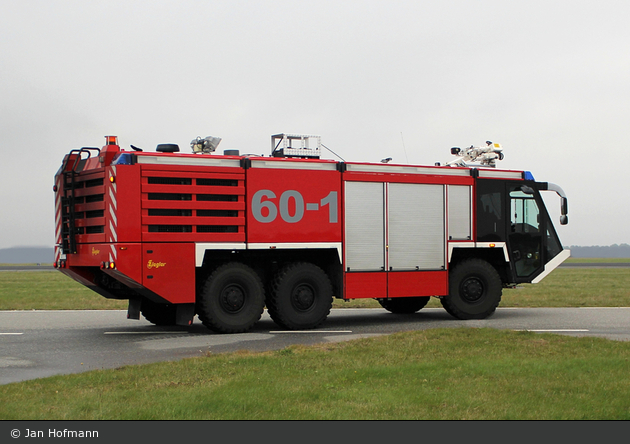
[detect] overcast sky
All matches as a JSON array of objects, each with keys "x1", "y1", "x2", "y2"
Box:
[{"x1": 1, "y1": 0, "x2": 627, "y2": 249}]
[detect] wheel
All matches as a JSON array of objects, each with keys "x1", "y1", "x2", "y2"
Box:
[
  {"x1": 267, "y1": 262, "x2": 333, "y2": 330},
  {"x1": 197, "y1": 262, "x2": 265, "y2": 333},
  {"x1": 141, "y1": 299, "x2": 177, "y2": 326},
  {"x1": 441, "y1": 258, "x2": 502, "y2": 320},
  {"x1": 378, "y1": 297, "x2": 430, "y2": 314}
]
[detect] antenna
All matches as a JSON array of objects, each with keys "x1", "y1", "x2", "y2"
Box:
[
  {"x1": 400, "y1": 132, "x2": 409, "y2": 163},
  {"x1": 321, "y1": 143, "x2": 345, "y2": 162}
]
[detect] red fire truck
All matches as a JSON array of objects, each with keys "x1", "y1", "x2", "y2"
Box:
[{"x1": 53, "y1": 134, "x2": 570, "y2": 333}]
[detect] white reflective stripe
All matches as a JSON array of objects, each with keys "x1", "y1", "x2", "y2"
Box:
[
  {"x1": 477, "y1": 169, "x2": 523, "y2": 179},
  {"x1": 55, "y1": 195, "x2": 62, "y2": 241},
  {"x1": 532, "y1": 249, "x2": 571, "y2": 284},
  {"x1": 250, "y1": 160, "x2": 337, "y2": 171},
  {"x1": 136, "y1": 155, "x2": 241, "y2": 168},
  {"x1": 448, "y1": 242, "x2": 509, "y2": 262},
  {"x1": 109, "y1": 221, "x2": 118, "y2": 242},
  {"x1": 109, "y1": 187, "x2": 117, "y2": 210},
  {"x1": 346, "y1": 163, "x2": 471, "y2": 176},
  {"x1": 108, "y1": 203, "x2": 117, "y2": 226},
  {"x1": 107, "y1": 166, "x2": 118, "y2": 245},
  {"x1": 195, "y1": 242, "x2": 343, "y2": 267},
  {"x1": 110, "y1": 244, "x2": 117, "y2": 261},
  {"x1": 110, "y1": 165, "x2": 117, "y2": 192},
  {"x1": 195, "y1": 243, "x2": 246, "y2": 266}
]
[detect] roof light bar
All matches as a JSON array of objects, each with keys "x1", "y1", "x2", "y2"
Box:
[{"x1": 105, "y1": 135, "x2": 118, "y2": 145}]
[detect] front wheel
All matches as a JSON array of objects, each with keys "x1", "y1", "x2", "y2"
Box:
[
  {"x1": 441, "y1": 259, "x2": 502, "y2": 320},
  {"x1": 197, "y1": 262, "x2": 265, "y2": 333}
]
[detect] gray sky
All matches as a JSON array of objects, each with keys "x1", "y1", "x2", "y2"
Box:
[{"x1": 1, "y1": 0, "x2": 627, "y2": 249}]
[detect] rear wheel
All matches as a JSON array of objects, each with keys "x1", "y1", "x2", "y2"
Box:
[
  {"x1": 378, "y1": 296, "x2": 430, "y2": 314},
  {"x1": 197, "y1": 262, "x2": 265, "y2": 333},
  {"x1": 441, "y1": 258, "x2": 502, "y2": 320},
  {"x1": 267, "y1": 262, "x2": 333, "y2": 330}
]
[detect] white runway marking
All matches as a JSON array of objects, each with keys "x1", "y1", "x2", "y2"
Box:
[
  {"x1": 270, "y1": 330, "x2": 353, "y2": 334},
  {"x1": 526, "y1": 329, "x2": 589, "y2": 332},
  {"x1": 104, "y1": 331, "x2": 189, "y2": 335}
]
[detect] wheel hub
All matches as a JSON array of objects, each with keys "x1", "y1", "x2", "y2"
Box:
[
  {"x1": 292, "y1": 284, "x2": 315, "y2": 311},
  {"x1": 221, "y1": 285, "x2": 245, "y2": 312},
  {"x1": 461, "y1": 277, "x2": 484, "y2": 303}
]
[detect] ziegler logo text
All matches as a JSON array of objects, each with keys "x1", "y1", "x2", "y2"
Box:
[{"x1": 147, "y1": 260, "x2": 166, "y2": 269}]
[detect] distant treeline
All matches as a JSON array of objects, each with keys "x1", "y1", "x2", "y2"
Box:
[
  {"x1": 566, "y1": 244, "x2": 630, "y2": 258},
  {"x1": 0, "y1": 247, "x2": 54, "y2": 264},
  {"x1": 1, "y1": 244, "x2": 630, "y2": 263}
]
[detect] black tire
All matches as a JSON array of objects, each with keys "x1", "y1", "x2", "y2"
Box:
[
  {"x1": 197, "y1": 262, "x2": 265, "y2": 333},
  {"x1": 441, "y1": 258, "x2": 502, "y2": 320},
  {"x1": 378, "y1": 296, "x2": 430, "y2": 314},
  {"x1": 267, "y1": 262, "x2": 333, "y2": 330},
  {"x1": 141, "y1": 299, "x2": 177, "y2": 326}
]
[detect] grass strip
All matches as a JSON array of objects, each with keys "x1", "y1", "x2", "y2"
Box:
[
  {"x1": 1, "y1": 268, "x2": 630, "y2": 310},
  {"x1": 1, "y1": 328, "x2": 628, "y2": 420}
]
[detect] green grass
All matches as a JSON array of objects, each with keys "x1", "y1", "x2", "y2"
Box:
[
  {"x1": 2, "y1": 264, "x2": 630, "y2": 420},
  {"x1": 2, "y1": 267, "x2": 630, "y2": 311},
  {"x1": 1, "y1": 328, "x2": 629, "y2": 420},
  {"x1": 0, "y1": 271, "x2": 127, "y2": 310},
  {"x1": 565, "y1": 257, "x2": 630, "y2": 263}
]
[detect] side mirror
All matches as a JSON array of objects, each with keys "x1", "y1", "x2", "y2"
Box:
[
  {"x1": 561, "y1": 197, "x2": 568, "y2": 216},
  {"x1": 560, "y1": 197, "x2": 568, "y2": 224}
]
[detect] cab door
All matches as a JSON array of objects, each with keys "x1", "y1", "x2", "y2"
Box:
[
  {"x1": 476, "y1": 179, "x2": 546, "y2": 283},
  {"x1": 508, "y1": 187, "x2": 545, "y2": 280}
]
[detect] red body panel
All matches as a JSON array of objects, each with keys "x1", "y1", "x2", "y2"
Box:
[
  {"x1": 344, "y1": 272, "x2": 387, "y2": 299},
  {"x1": 246, "y1": 166, "x2": 342, "y2": 244},
  {"x1": 344, "y1": 271, "x2": 448, "y2": 299},
  {"x1": 107, "y1": 165, "x2": 142, "y2": 244},
  {"x1": 141, "y1": 243, "x2": 196, "y2": 304},
  {"x1": 388, "y1": 271, "x2": 448, "y2": 297}
]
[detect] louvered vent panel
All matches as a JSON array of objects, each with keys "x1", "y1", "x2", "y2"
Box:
[{"x1": 141, "y1": 170, "x2": 245, "y2": 242}]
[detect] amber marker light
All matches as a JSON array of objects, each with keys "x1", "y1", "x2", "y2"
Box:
[
  {"x1": 109, "y1": 176, "x2": 115, "y2": 183},
  {"x1": 105, "y1": 135, "x2": 118, "y2": 145},
  {"x1": 489, "y1": 243, "x2": 496, "y2": 248}
]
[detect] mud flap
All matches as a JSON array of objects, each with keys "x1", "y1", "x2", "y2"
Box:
[
  {"x1": 176, "y1": 304, "x2": 196, "y2": 326},
  {"x1": 127, "y1": 299, "x2": 141, "y2": 320}
]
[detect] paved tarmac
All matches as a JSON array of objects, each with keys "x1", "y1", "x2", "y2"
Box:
[{"x1": 2, "y1": 307, "x2": 630, "y2": 385}]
